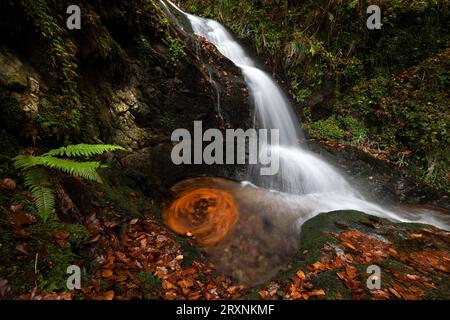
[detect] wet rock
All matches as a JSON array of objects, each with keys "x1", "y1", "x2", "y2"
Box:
[{"x1": 270, "y1": 210, "x2": 450, "y2": 299}]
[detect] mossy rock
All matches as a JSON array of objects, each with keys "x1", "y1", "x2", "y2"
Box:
[{"x1": 266, "y1": 210, "x2": 450, "y2": 300}]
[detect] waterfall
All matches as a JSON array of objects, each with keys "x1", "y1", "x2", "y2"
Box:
[{"x1": 161, "y1": 1, "x2": 450, "y2": 231}]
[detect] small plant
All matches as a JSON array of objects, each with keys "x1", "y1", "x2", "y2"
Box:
[
  {"x1": 166, "y1": 35, "x2": 187, "y2": 65},
  {"x1": 308, "y1": 116, "x2": 345, "y2": 141},
  {"x1": 13, "y1": 144, "x2": 125, "y2": 221}
]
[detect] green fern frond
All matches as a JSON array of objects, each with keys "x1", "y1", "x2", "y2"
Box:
[
  {"x1": 37, "y1": 156, "x2": 103, "y2": 183},
  {"x1": 24, "y1": 168, "x2": 55, "y2": 221},
  {"x1": 43, "y1": 144, "x2": 125, "y2": 158},
  {"x1": 13, "y1": 155, "x2": 42, "y2": 170},
  {"x1": 13, "y1": 143, "x2": 125, "y2": 221}
]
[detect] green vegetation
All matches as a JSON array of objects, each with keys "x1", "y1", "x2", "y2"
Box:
[
  {"x1": 166, "y1": 35, "x2": 187, "y2": 65},
  {"x1": 13, "y1": 144, "x2": 125, "y2": 221},
  {"x1": 307, "y1": 116, "x2": 345, "y2": 141},
  {"x1": 342, "y1": 49, "x2": 450, "y2": 188}
]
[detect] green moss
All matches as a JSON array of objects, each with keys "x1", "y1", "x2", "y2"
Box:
[
  {"x1": 101, "y1": 182, "x2": 145, "y2": 217},
  {"x1": 0, "y1": 204, "x2": 89, "y2": 295},
  {"x1": 138, "y1": 270, "x2": 162, "y2": 299},
  {"x1": 343, "y1": 50, "x2": 450, "y2": 190},
  {"x1": 29, "y1": 220, "x2": 90, "y2": 292},
  {"x1": 65, "y1": 224, "x2": 89, "y2": 247},
  {"x1": 165, "y1": 35, "x2": 187, "y2": 66},
  {"x1": 339, "y1": 116, "x2": 368, "y2": 144},
  {"x1": 310, "y1": 268, "x2": 352, "y2": 299},
  {"x1": 36, "y1": 242, "x2": 75, "y2": 292},
  {"x1": 307, "y1": 116, "x2": 345, "y2": 141}
]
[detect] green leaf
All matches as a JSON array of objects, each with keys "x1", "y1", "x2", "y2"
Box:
[
  {"x1": 36, "y1": 156, "x2": 103, "y2": 183},
  {"x1": 43, "y1": 144, "x2": 125, "y2": 158},
  {"x1": 23, "y1": 168, "x2": 55, "y2": 221}
]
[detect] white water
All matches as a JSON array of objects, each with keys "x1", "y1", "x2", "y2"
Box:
[{"x1": 162, "y1": 1, "x2": 450, "y2": 231}]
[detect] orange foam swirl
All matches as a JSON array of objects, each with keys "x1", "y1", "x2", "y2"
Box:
[{"x1": 163, "y1": 187, "x2": 239, "y2": 246}]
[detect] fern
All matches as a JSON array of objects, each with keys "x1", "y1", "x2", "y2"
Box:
[
  {"x1": 13, "y1": 144, "x2": 124, "y2": 221},
  {"x1": 14, "y1": 156, "x2": 104, "y2": 183},
  {"x1": 44, "y1": 144, "x2": 125, "y2": 158},
  {"x1": 23, "y1": 168, "x2": 55, "y2": 222},
  {"x1": 37, "y1": 157, "x2": 104, "y2": 183}
]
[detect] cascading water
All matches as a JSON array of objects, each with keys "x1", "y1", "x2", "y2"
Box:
[{"x1": 162, "y1": 1, "x2": 450, "y2": 231}]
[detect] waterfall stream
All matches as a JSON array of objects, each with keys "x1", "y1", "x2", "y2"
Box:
[{"x1": 162, "y1": 1, "x2": 450, "y2": 231}]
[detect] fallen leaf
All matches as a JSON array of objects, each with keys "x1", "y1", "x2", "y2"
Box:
[
  {"x1": 104, "y1": 221, "x2": 118, "y2": 228},
  {"x1": 53, "y1": 231, "x2": 70, "y2": 239},
  {"x1": 406, "y1": 274, "x2": 420, "y2": 281},
  {"x1": 0, "y1": 279, "x2": 11, "y2": 297},
  {"x1": 410, "y1": 233, "x2": 424, "y2": 239},
  {"x1": 309, "y1": 289, "x2": 326, "y2": 297},
  {"x1": 296, "y1": 270, "x2": 306, "y2": 280},
  {"x1": 97, "y1": 290, "x2": 115, "y2": 300},
  {"x1": 15, "y1": 243, "x2": 29, "y2": 255},
  {"x1": 162, "y1": 280, "x2": 176, "y2": 290},
  {"x1": 102, "y1": 269, "x2": 114, "y2": 278},
  {"x1": 11, "y1": 212, "x2": 36, "y2": 226},
  {"x1": 310, "y1": 261, "x2": 326, "y2": 271},
  {"x1": 0, "y1": 178, "x2": 16, "y2": 190},
  {"x1": 388, "y1": 287, "x2": 402, "y2": 299},
  {"x1": 178, "y1": 279, "x2": 194, "y2": 288},
  {"x1": 343, "y1": 242, "x2": 357, "y2": 250}
]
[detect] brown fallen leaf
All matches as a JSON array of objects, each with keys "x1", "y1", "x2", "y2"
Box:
[
  {"x1": 96, "y1": 290, "x2": 115, "y2": 300},
  {"x1": 11, "y1": 212, "x2": 36, "y2": 226},
  {"x1": 178, "y1": 279, "x2": 195, "y2": 289},
  {"x1": 0, "y1": 279, "x2": 11, "y2": 297},
  {"x1": 388, "y1": 287, "x2": 402, "y2": 299},
  {"x1": 15, "y1": 243, "x2": 29, "y2": 255},
  {"x1": 343, "y1": 241, "x2": 357, "y2": 251},
  {"x1": 188, "y1": 291, "x2": 201, "y2": 300},
  {"x1": 89, "y1": 234, "x2": 101, "y2": 243},
  {"x1": 53, "y1": 231, "x2": 70, "y2": 239},
  {"x1": 410, "y1": 233, "x2": 424, "y2": 238},
  {"x1": 104, "y1": 221, "x2": 118, "y2": 228},
  {"x1": 55, "y1": 239, "x2": 66, "y2": 247},
  {"x1": 102, "y1": 269, "x2": 114, "y2": 278},
  {"x1": 115, "y1": 274, "x2": 128, "y2": 282},
  {"x1": 296, "y1": 270, "x2": 306, "y2": 280},
  {"x1": 309, "y1": 289, "x2": 326, "y2": 297},
  {"x1": 406, "y1": 274, "x2": 420, "y2": 281},
  {"x1": 290, "y1": 291, "x2": 302, "y2": 299},
  {"x1": 162, "y1": 280, "x2": 176, "y2": 290},
  {"x1": 0, "y1": 178, "x2": 16, "y2": 190},
  {"x1": 309, "y1": 261, "x2": 326, "y2": 271},
  {"x1": 258, "y1": 290, "x2": 269, "y2": 299},
  {"x1": 388, "y1": 248, "x2": 398, "y2": 255}
]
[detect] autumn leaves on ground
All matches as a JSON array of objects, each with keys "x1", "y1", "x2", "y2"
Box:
[{"x1": 3, "y1": 183, "x2": 449, "y2": 300}]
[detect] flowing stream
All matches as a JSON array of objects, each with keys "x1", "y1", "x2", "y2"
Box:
[{"x1": 161, "y1": 1, "x2": 450, "y2": 232}]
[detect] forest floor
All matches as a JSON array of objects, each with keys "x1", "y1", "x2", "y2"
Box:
[{"x1": 8, "y1": 197, "x2": 449, "y2": 300}]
